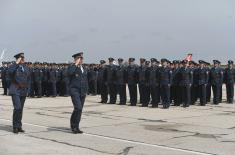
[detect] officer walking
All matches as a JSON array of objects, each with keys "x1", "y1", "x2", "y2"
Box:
[
  {"x1": 224, "y1": 60, "x2": 235, "y2": 104},
  {"x1": 8, "y1": 53, "x2": 30, "y2": 134},
  {"x1": 68, "y1": 52, "x2": 88, "y2": 134}
]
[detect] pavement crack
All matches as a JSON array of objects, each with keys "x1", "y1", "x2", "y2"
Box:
[
  {"x1": 26, "y1": 134, "x2": 118, "y2": 155},
  {"x1": 117, "y1": 146, "x2": 135, "y2": 155}
]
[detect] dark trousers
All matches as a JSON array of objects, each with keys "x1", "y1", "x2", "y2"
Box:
[
  {"x1": 70, "y1": 94, "x2": 86, "y2": 129},
  {"x1": 180, "y1": 85, "x2": 191, "y2": 107},
  {"x1": 212, "y1": 84, "x2": 221, "y2": 104},
  {"x1": 128, "y1": 84, "x2": 137, "y2": 106},
  {"x1": 89, "y1": 80, "x2": 97, "y2": 95},
  {"x1": 49, "y1": 82, "x2": 57, "y2": 97},
  {"x1": 42, "y1": 81, "x2": 49, "y2": 96},
  {"x1": 29, "y1": 82, "x2": 35, "y2": 97},
  {"x1": 117, "y1": 84, "x2": 127, "y2": 104},
  {"x1": 60, "y1": 80, "x2": 69, "y2": 96},
  {"x1": 191, "y1": 85, "x2": 198, "y2": 104},
  {"x1": 138, "y1": 83, "x2": 145, "y2": 104},
  {"x1": 172, "y1": 85, "x2": 181, "y2": 106},
  {"x1": 150, "y1": 85, "x2": 160, "y2": 107},
  {"x1": 199, "y1": 84, "x2": 207, "y2": 105},
  {"x1": 11, "y1": 95, "x2": 26, "y2": 128},
  {"x1": 161, "y1": 85, "x2": 170, "y2": 108},
  {"x1": 100, "y1": 83, "x2": 108, "y2": 103},
  {"x1": 2, "y1": 81, "x2": 7, "y2": 95},
  {"x1": 34, "y1": 81, "x2": 42, "y2": 97},
  {"x1": 226, "y1": 83, "x2": 234, "y2": 103},
  {"x1": 206, "y1": 84, "x2": 211, "y2": 102},
  {"x1": 108, "y1": 83, "x2": 117, "y2": 104}
]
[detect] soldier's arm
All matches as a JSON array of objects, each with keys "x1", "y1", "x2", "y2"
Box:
[{"x1": 67, "y1": 65, "x2": 77, "y2": 76}]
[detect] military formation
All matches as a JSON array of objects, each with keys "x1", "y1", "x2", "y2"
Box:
[
  {"x1": 1, "y1": 57, "x2": 235, "y2": 109},
  {"x1": 96, "y1": 58, "x2": 235, "y2": 109}
]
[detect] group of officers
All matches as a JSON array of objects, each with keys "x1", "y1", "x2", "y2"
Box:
[
  {"x1": 96, "y1": 58, "x2": 235, "y2": 109},
  {"x1": 1, "y1": 53, "x2": 235, "y2": 134},
  {"x1": 1, "y1": 57, "x2": 235, "y2": 109}
]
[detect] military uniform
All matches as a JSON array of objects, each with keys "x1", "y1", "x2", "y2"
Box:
[
  {"x1": 97, "y1": 60, "x2": 108, "y2": 103},
  {"x1": 178, "y1": 60, "x2": 193, "y2": 107},
  {"x1": 33, "y1": 63, "x2": 43, "y2": 98},
  {"x1": 197, "y1": 60, "x2": 209, "y2": 106},
  {"x1": 8, "y1": 53, "x2": 30, "y2": 133},
  {"x1": 171, "y1": 60, "x2": 181, "y2": 106},
  {"x1": 127, "y1": 58, "x2": 138, "y2": 106},
  {"x1": 60, "y1": 65, "x2": 70, "y2": 96},
  {"x1": 210, "y1": 60, "x2": 223, "y2": 104},
  {"x1": 105, "y1": 58, "x2": 117, "y2": 104},
  {"x1": 116, "y1": 58, "x2": 127, "y2": 105},
  {"x1": 48, "y1": 64, "x2": 58, "y2": 97},
  {"x1": 68, "y1": 52, "x2": 88, "y2": 134},
  {"x1": 159, "y1": 59, "x2": 172, "y2": 109},
  {"x1": 224, "y1": 60, "x2": 235, "y2": 103},
  {"x1": 149, "y1": 58, "x2": 160, "y2": 108}
]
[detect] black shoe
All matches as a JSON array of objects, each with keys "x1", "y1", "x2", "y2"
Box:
[
  {"x1": 18, "y1": 128, "x2": 25, "y2": 133},
  {"x1": 13, "y1": 128, "x2": 19, "y2": 134},
  {"x1": 72, "y1": 128, "x2": 83, "y2": 134}
]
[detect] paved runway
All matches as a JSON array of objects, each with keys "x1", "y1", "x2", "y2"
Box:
[{"x1": 1, "y1": 89, "x2": 235, "y2": 155}]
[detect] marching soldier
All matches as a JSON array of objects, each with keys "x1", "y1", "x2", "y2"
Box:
[
  {"x1": 8, "y1": 53, "x2": 30, "y2": 133},
  {"x1": 116, "y1": 58, "x2": 127, "y2": 105},
  {"x1": 210, "y1": 60, "x2": 224, "y2": 105},
  {"x1": 68, "y1": 52, "x2": 88, "y2": 134},
  {"x1": 127, "y1": 58, "x2": 138, "y2": 106},
  {"x1": 159, "y1": 59, "x2": 172, "y2": 109},
  {"x1": 224, "y1": 60, "x2": 235, "y2": 104}
]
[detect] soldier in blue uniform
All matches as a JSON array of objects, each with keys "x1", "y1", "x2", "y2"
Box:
[
  {"x1": 97, "y1": 60, "x2": 108, "y2": 103},
  {"x1": 205, "y1": 62, "x2": 212, "y2": 102},
  {"x1": 116, "y1": 58, "x2": 127, "y2": 105},
  {"x1": 210, "y1": 60, "x2": 224, "y2": 105},
  {"x1": 189, "y1": 61, "x2": 198, "y2": 105},
  {"x1": 197, "y1": 60, "x2": 209, "y2": 106},
  {"x1": 60, "y1": 64, "x2": 70, "y2": 96},
  {"x1": 33, "y1": 62, "x2": 43, "y2": 98},
  {"x1": 224, "y1": 60, "x2": 235, "y2": 104},
  {"x1": 178, "y1": 60, "x2": 193, "y2": 107},
  {"x1": 127, "y1": 58, "x2": 138, "y2": 106},
  {"x1": 1, "y1": 62, "x2": 8, "y2": 95},
  {"x1": 68, "y1": 52, "x2": 88, "y2": 134},
  {"x1": 88, "y1": 64, "x2": 98, "y2": 95},
  {"x1": 42, "y1": 62, "x2": 49, "y2": 97},
  {"x1": 159, "y1": 59, "x2": 172, "y2": 109},
  {"x1": 8, "y1": 53, "x2": 30, "y2": 133},
  {"x1": 171, "y1": 60, "x2": 181, "y2": 106},
  {"x1": 48, "y1": 63, "x2": 58, "y2": 97},
  {"x1": 105, "y1": 58, "x2": 117, "y2": 104},
  {"x1": 138, "y1": 58, "x2": 149, "y2": 106},
  {"x1": 149, "y1": 58, "x2": 160, "y2": 108}
]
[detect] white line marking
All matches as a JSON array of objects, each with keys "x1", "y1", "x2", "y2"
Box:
[{"x1": 0, "y1": 118, "x2": 215, "y2": 155}]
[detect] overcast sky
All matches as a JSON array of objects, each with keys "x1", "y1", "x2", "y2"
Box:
[{"x1": 0, "y1": 0, "x2": 234, "y2": 63}]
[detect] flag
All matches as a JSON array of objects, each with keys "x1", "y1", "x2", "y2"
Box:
[{"x1": 185, "y1": 53, "x2": 192, "y2": 61}]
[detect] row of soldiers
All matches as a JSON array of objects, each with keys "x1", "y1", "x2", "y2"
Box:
[
  {"x1": 96, "y1": 58, "x2": 235, "y2": 109},
  {"x1": 1, "y1": 58, "x2": 235, "y2": 109},
  {"x1": 0, "y1": 62, "x2": 100, "y2": 98}
]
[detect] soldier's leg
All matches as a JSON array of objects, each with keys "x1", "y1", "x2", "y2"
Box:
[
  {"x1": 109, "y1": 83, "x2": 117, "y2": 104},
  {"x1": 11, "y1": 95, "x2": 22, "y2": 129},
  {"x1": 150, "y1": 85, "x2": 158, "y2": 108},
  {"x1": 101, "y1": 83, "x2": 108, "y2": 103},
  {"x1": 70, "y1": 94, "x2": 82, "y2": 129},
  {"x1": 119, "y1": 84, "x2": 126, "y2": 105},
  {"x1": 52, "y1": 82, "x2": 57, "y2": 97},
  {"x1": 37, "y1": 82, "x2": 42, "y2": 97},
  {"x1": 19, "y1": 96, "x2": 26, "y2": 128},
  {"x1": 139, "y1": 84, "x2": 144, "y2": 104}
]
